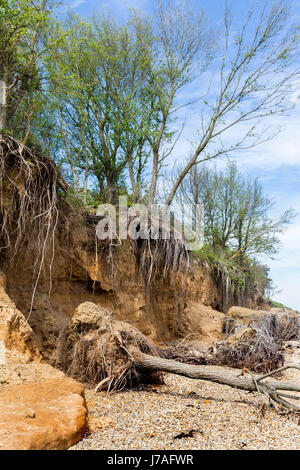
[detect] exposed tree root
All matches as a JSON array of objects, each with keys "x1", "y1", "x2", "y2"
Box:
[
  {"x1": 56, "y1": 303, "x2": 164, "y2": 391},
  {"x1": 136, "y1": 234, "x2": 189, "y2": 286},
  {"x1": 210, "y1": 313, "x2": 299, "y2": 373},
  {"x1": 0, "y1": 134, "x2": 59, "y2": 315}
]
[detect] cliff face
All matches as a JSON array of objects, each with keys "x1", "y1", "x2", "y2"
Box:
[
  {"x1": 1, "y1": 200, "x2": 267, "y2": 362},
  {"x1": 3, "y1": 203, "x2": 222, "y2": 347},
  {"x1": 0, "y1": 136, "x2": 266, "y2": 362}
]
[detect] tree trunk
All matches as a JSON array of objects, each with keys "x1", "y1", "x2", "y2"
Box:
[
  {"x1": 147, "y1": 150, "x2": 159, "y2": 207},
  {"x1": 80, "y1": 125, "x2": 89, "y2": 204},
  {"x1": 105, "y1": 177, "x2": 119, "y2": 205},
  {"x1": 83, "y1": 153, "x2": 88, "y2": 204},
  {"x1": 128, "y1": 154, "x2": 140, "y2": 203},
  {"x1": 131, "y1": 349, "x2": 300, "y2": 410},
  {"x1": 0, "y1": 80, "x2": 7, "y2": 131}
]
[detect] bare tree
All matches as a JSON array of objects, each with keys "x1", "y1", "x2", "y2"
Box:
[
  {"x1": 146, "y1": 0, "x2": 214, "y2": 206},
  {"x1": 150, "y1": 1, "x2": 299, "y2": 207}
]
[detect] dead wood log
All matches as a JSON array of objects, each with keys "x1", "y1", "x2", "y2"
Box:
[{"x1": 131, "y1": 348, "x2": 300, "y2": 411}]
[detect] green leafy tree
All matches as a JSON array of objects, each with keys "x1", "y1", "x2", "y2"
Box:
[
  {"x1": 22, "y1": 0, "x2": 300, "y2": 209},
  {"x1": 0, "y1": 0, "x2": 51, "y2": 135},
  {"x1": 175, "y1": 161, "x2": 296, "y2": 262},
  {"x1": 45, "y1": 12, "x2": 160, "y2": 203}
]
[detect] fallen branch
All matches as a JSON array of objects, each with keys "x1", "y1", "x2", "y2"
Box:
[{"x1": 131, "y1": 349, "x2": 300, "y2": 411}]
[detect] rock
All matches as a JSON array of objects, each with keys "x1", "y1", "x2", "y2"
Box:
[
  {"x1": 0, "y1": 353, "x2": 66, "y2": 390},
  {"x1": 227, "y1": 306, "x2": 267, "y2": 327},
  {"x1": 271, "y1": 307, "x2": 297, "y2": 319},
  {"x1": 88, "y1": 415, "x2": 113, "y2": 434},
  {"x1": 72, "y1": 302, "x2": 108, "y2": 331},
  {"x1": 0, "y1": 271, "x2": 40, "y2": 362},
  {"x1": 179, "y1": 302, "x2": 225, "y2": 343},
  {"x1": 0, "y1": 376, "x2": 87, "y2": 450}
]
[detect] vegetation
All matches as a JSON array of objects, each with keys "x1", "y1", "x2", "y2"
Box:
[
  {"x1": 271, "y1": 301, "x2": 299, "y2": 314},
  {"x1": 176, "y1": 162, "x2": 295, "y2": 261},
  {"x1": 1, "y1": 0, "x2": 299, "y2": 300},
  {"x1": 0, "y1": 0, "x2": 51, "y2": 134},
  {"x1": 176, "y1": 161, "x2": 295, "y2": 301},
  {"x1": 1, "y1": 1, "x2": 299, "y2": 203}
]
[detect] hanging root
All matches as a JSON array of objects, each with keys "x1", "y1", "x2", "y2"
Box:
[
  {"x1": 0, "y1": 134, "x2": 59, "y2": 314},
  {"x1": 214, "y1": 261, "x2": 259, "y2": 312},
  {"x1": 135, "y1": 219, "x2": 190, "y2": 286}
]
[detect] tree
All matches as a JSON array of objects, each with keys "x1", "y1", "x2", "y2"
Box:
[
  {"x1": 145, "y1": 0, "x2": 214, "y2": 206},
  {"x1": 132, "y1": 349, "x2": 300, "y2": 411},
  {"x1": 233, "y1": 177, "x2": 295, "y2": 260},
  {"x1": 45, "y1": 12, "x2": 159, "y2": 203},
  {"x1": 28, "y1": 0, "x2": 300, "y2": 208},
  {"x1": 0, "y1": 0, "x2": 51, "y2": 135},
  {"x1": 156, "y1": 0, "x2": 300, "y2": 207},
  {"x1": 174, "y1": 161, "x2": 295, "y2": 262},
  {"x1": 40, "y1": 1, "x2": 214, "y2": 204}
]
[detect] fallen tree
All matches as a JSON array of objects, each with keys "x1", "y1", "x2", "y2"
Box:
[
  {"x1": 58, "y1": 302, "x2": 300, "y2": 411},
  {"x1": 131, "y1": 348, "x2": 300, "y2": 411}
]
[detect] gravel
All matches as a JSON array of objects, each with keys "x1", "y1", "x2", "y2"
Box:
[{"x1": 71, "y1": 369, "x2": 300, "y2": 450}]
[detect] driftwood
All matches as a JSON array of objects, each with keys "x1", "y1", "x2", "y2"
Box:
[{"x1": 131, "y1": 348, "x2": 300, "y2": 411}]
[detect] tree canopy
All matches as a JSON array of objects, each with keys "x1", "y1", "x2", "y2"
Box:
[
  {"x1": 0, "y1": 0, "x2": 298, "y2": 292},
  {"x1": 174, "y1": 161, "x2": 295, "y2": 260}
]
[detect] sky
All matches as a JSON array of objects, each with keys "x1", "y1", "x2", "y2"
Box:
[{"x1": 61, "y1": 0, "x2": 300, "y2": 311}]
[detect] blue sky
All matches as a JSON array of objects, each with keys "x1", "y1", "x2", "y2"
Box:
[{"x1": 61, "y1": 0, "x2": 300, "y2": 311}]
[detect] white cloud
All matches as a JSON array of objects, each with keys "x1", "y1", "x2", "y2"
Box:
[
  {"x1": 70, "y1": 0, "x2": 86, "y2": 8},
  {"x1": 97, "y1": 0, "x2": 151, "y2": 17}
]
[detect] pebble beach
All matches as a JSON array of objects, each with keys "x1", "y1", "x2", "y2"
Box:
[{"x1": 71, "y1": 371, "x2": 300, "y2": 451}]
